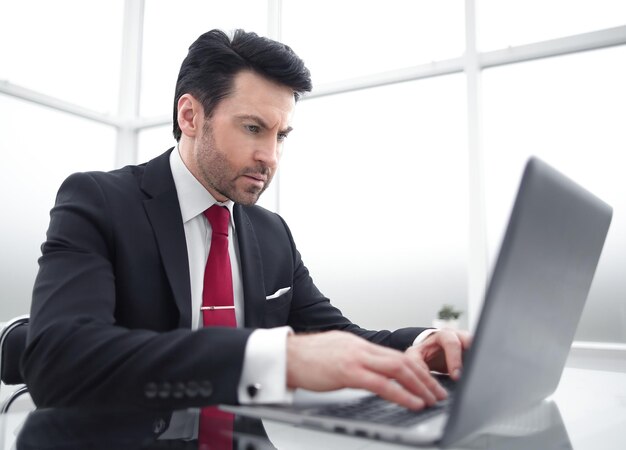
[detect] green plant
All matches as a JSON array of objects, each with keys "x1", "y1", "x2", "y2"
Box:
[{"x1": 437, "y1": 304, "x2": 462, "y2": 321}]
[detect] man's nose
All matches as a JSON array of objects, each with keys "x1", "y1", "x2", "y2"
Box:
[{"x1": 254, "y1": 136, "x2": 279, "y2": 169}]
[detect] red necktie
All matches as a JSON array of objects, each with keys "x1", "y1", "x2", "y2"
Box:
[
  {"x1": 199, "y1": 205, "x2": 235, "y2": 449},
  {"x1": 201, "y1": 205, "x2": 236, "y2": 327}
]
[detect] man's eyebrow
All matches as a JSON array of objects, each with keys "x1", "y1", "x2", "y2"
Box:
[{"x1": 236, "y1": 114, "x2": 293, "y2": 134}]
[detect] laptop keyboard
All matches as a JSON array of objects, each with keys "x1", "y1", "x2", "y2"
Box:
[
  {"x1": 309, "y1": 395, "x2": 448, "y2": 427},
  {"x1": 307, "y1": 376, "x2": 457, "y2": 428}
]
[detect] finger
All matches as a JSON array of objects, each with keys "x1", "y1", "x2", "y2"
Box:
[
  {"x1": 439, "y1": 334, "x2": 464, "y2": 380},
  {"x1": 369, "y1": 344, "x2": 448, "y2": 400},
  {"x1": 457, "y1": 330, "x2": 472, "y2": 350},
  {"x1": 363, "y1": 353, "x2": 447, "y2": 405},
  {"x1": 354, "y1": 369, "x2": 426, "y2": 410}
]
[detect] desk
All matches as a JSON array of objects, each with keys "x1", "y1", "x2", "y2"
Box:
[{"x1": 2, "y1": 368, "x2": 625, "y2": 449}]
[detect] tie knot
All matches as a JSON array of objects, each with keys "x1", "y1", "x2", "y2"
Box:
[{"x1": 204, "y1": 205, "x2": 230, "y2": 236}]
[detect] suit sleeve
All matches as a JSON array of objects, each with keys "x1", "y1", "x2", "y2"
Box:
[
  {"x1": 277, "y1": 216, "x2": 427, "y2": 350},
  {"x1": 22, "y1": 172, "x2": 253, "y2": 410}
]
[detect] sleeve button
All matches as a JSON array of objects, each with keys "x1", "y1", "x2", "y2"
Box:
[
  {"x1": 199, "y1": 380, "x2": 213, "y2": 398},
  {"x1": 144, "y1": 382, "x2": 157, "y2": 399},
  {"x1": 172, "y1": 382, "x2": 185, "y2": 399},
  {"x1": 158, "y1": 381, "x2": 171, "y2": 399},
  {"x1": 185, "y1": 381, "x2": 200, "y2": 398}
]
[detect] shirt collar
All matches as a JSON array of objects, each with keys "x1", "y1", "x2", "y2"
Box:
[{"x1": 169, "y1": 146, "x2": 235, "y2": 226}]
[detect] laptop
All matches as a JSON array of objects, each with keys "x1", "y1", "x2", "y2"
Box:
[{"x1": 224, "y1": 157, "x2": 613, "y2": 447}]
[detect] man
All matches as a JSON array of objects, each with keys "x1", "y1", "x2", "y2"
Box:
[{"x1": 24, "y1": 29, "x2": 469, "y2": 415}]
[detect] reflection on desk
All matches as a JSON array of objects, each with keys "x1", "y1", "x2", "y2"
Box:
[
  {"x1": 14, "y1": 409, "x2": 275, "y2": 450},
  {"x1": 9, "y1": 403, "x2": 569, "y2": 450},
  {"x1": 2, "y1": 368, "x2": 625, "y2": 449}
]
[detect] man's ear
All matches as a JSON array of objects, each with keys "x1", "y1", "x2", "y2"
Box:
[{"x1": 177, "y1": 94, "x2": 203, "y2": 138}]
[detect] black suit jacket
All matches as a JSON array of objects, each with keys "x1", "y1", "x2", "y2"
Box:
[{"x1": 23, "y1": 149, "x2": 425, "y2": 410}]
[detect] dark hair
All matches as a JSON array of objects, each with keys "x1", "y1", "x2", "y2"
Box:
[{"x1": 173, "y1": 29, "x2": 312, "y2": 141}]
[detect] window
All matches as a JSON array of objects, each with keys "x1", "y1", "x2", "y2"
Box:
[
  {"x1": 282, "y1": 0, "x2": 464, "y2": 84},
  {"x1": 280, "y1": 76, "x2": 468, "y2": 330},
  {"x1": 0, "y1": 0, "x2": 124, "y2": 114},
  {"x1": 478, "y1": 0, "x2": 626, "y2": 50},
  {"x1": 482, "y1": 46, "x2": 626, "y2": 342},
  {"x1": 0, "y1": 98, "x2": 116, "y2": 316}
]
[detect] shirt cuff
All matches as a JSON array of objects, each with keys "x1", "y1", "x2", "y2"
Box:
[
  {"x1": 238, "y1": 326, "x2": 294, "y2": 404},
  {"x1": 412, "y1": 328, "x2": 439, "y2": 346}
]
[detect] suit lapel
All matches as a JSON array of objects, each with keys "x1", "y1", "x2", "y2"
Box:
[
  {"x1": 141, "y1": 149, "x2": 192, "y2": 328},
  {"x1": 234, "y1": 205, "x2": 266, "y2": 328}
]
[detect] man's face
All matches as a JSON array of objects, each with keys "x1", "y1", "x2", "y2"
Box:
[{"x1": 193, "y1": 70, "x2": 296, "y2": 205}]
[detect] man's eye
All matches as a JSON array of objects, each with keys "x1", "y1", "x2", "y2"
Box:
[
  {"x1": 246, "y1": 125, "x2": 260, "y2": 133},
  {"x1": 277, "y1": 133, "x2": 289, "y2": 142}
]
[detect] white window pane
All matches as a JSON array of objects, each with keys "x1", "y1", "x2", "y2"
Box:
[
  {"x1": 282, "y1": 0, "x2": 464, "y2": 85},
  {"x1": 482, "y1": 46, "x2": 626, "y2": 343},
  {"x1": 0, "y1": 0, "x2": 124, "y2": 114},
  {"x1": 280, "y1": 76, "x2": 468, "y2": 331},
  {"x1": 138, "y1": 125, "x2": 176, "y2": 163},
  {"x1": 0, "y1": 97, "x2": 116, "y2": 320},
  {"x1": 140, "y1": 0, "x2": 268, "y2": 117},
  {"x1": 478, "y1": 0, "x2": 626, "y2": 50}
]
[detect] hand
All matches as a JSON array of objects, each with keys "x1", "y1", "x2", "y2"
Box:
[
  {"x1": 406, "y1": 329, "x2": 472, "y2": 381},
  {"x1": 286, "y1": 331, "x2": 448, "y2": 410}
]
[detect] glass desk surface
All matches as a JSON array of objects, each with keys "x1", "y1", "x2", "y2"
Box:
[{"x1": 2, "y1": 367, "x2": 625, "y2": 449}]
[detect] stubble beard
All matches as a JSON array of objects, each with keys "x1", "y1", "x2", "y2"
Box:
[{"x1": 197, "y1": 124, "x2": 273, "y2": 206}]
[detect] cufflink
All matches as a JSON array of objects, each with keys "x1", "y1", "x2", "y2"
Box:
[{"x1": 247, "y1": 383, "x2": 261, "y2": 398}]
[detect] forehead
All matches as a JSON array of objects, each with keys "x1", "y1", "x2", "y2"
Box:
[{"x1": 215, "y1": 70, "x2": 296, "y2": 125}]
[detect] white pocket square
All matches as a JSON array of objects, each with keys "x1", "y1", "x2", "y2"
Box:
[{"x1": 265, "y1": 286, "x2": 291, "y2": 300}]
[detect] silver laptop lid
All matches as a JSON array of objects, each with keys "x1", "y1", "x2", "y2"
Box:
[{"x1": 442, "y1": 157, "x2": 613, "y2": 446}]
